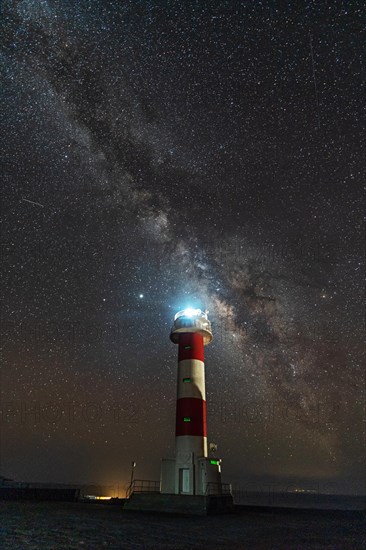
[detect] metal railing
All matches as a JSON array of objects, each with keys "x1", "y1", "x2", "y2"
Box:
[
  {"x1": 205, "y1": 482, "x2": 232, "y2": 496},
  {"x1": 125, "y1": 480, "x2": 232, "y2": 499},
  {"x1": 126, "y1": 479, "x2": 160, "y2": 499}
]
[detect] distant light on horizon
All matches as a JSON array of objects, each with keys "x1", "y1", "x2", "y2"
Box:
[{"x1": 84, "y1": 495, "x2": 112, "y2": 500}]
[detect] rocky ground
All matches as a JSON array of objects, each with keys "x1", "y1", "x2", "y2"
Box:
[{"x1": 1, "y1": 501, "x2": 365, "y2": 549}]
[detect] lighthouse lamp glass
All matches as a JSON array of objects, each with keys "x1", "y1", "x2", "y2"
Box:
[{"x1": 183, "y1": 308, "x2": 201, "y2": 318}]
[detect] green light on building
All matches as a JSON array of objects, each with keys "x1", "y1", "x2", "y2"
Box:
[
  {"x1": 210, "y1": 460, "x2": 219, "y2": 465},
  {"x1": 183, "y1": 377, "x2": 191, "y2": 383},
  {"x1": 183, "y1": 417, "x2": 191, "y2": 422}
]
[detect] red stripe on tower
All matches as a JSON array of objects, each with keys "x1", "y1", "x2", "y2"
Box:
[
  {"x1": 176, "y1": 397, "x2": 207, "y2": 436},
  {"x1": 178, "y1": 332, "x2": 204, "y2": 362}
]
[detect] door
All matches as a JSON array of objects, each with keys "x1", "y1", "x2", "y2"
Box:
[{"x1": 179, "y1": 468, "x2": 190, "y2": 494}]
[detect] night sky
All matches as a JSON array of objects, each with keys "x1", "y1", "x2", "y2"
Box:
[{"x1": 1, "y1": 1, "x2": 364, "y2": 497}]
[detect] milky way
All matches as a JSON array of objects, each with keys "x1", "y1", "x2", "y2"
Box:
[{"x1": 1, "y1": 1, "x2": 364, "y2": 495}]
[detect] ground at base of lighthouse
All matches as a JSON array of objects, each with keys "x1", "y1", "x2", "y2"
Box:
[{"x1": 124, "y1": 493, "x2": 234, "y2": 516}]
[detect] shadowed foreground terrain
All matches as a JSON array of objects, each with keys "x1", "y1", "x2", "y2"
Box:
[{"x1": 0, "y1": 501, "x2": 365, "y2": 549}]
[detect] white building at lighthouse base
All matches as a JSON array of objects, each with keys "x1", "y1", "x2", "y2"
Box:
[{"x1": 160, "y1": 454, "x2": 222, "y2": 496}]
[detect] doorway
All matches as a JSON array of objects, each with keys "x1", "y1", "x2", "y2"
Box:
[{"x1": 179, "y1": 468, "x2": 190, "y2": 494}]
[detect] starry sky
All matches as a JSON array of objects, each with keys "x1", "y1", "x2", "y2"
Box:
[{"x1": 1, "y1": 1, "x2": 364, "y2": 497}]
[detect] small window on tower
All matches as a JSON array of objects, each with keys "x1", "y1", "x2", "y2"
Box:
[
  {"x1": 184, "y1": 345, "x2": 191, "y2": 350},
  {"x1": 183, "y1": 417, "x2": 191, "y2": 422},
  {"x1": 183, "y1": 377, "x2": 191, "y2": 383}
]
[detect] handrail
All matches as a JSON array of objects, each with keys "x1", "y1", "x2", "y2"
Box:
[
  {"x1": 126, "y1": 479, "x2": 232, "y2": 498},
  {"x1": 126, "y1": 479, "x2": 160, "y2": 499},
  {"x1": 205, "y1": 482, "x2": 232, "y2": 496}
]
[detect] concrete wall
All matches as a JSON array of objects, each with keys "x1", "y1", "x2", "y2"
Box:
[
  {"x1": 160, "y1": 459, "x2": 175, "y2": 494},
  {"x1": 124, "y1": 492, "x2": 234, "y2": 515}
]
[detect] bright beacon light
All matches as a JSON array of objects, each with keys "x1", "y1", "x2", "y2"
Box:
[{"x1": 183, "y1": 308, "x2": 201, "y2": 318}]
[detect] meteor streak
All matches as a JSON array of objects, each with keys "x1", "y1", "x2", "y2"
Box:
[{"x1": 22, "y1": 198, "x2": 45, "y2": 208}]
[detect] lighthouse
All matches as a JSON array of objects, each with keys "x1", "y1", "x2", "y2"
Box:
[
  {"x1": 161, "y1": 308, "x2": 223, "y2": 496},
  {"x1": 125, "y1": 307, "x2": 233, "y2": 514}
]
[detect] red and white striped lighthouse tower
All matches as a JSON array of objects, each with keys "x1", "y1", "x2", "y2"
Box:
[
  {"x1": 170, "y1": 308, "x2": 212, "y2": 463},
  {"x1": 161, "y1": 308, "x2": 223, "y2": 496}
]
